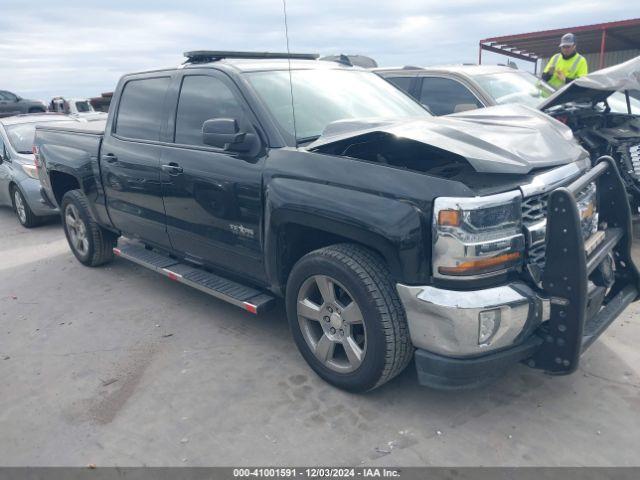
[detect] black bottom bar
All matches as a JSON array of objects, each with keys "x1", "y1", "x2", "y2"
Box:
[{"x1": 414, "y1": 336, "x2": 543, "y2": 390}]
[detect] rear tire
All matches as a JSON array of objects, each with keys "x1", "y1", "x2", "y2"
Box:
[
  {"x1": 11, "y1": 186, "x2": 39, "y2": 228},
  {"x1": 61, "y1": 190, "x2": 117, "y2": 266},
  {"x1": 286, "y1": 243, "x2": 413, "y2": 392}
]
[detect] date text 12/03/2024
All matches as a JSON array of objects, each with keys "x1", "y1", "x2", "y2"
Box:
[{"x1": 232, "y1": 468, "x2": 401, "y2": 478}]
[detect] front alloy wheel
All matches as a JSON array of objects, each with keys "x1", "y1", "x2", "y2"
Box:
[
  {"x1": 286, "y1": 244, "x2": 413, "y2": 392},
  {"x1": 297, "y1": 274, "x2": 367, "y2": 373}
]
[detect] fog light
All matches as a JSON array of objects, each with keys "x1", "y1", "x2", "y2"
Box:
[{"x1": 478, "y1": 309, "x2": 501, "y2": 345}]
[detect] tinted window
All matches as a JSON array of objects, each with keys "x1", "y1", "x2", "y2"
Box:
[
  {"x1": 386, "y1": 77, "x2": 413, "y2": 95},
  {"x1": 174, "y1": 75, "x2": 244, "y2": 146},
  {"x1": 116, "y1": 77, "x2": 171, "y2": 141},
  {"x1": 419, "y1": 77, "x2": 483, "y2": 115}
]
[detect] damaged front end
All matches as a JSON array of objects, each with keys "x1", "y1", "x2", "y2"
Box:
[
  {"x1": 397, "y1": 157, "x2": 640, "y2": 389},
  {"x1": 540, "y1": 55, "x2": 640, "y2": 208},
  {"x1": 308, "y1": 104, "x2": 588, "y2": 177},
  {"x1": 308, "y1": 104, "x2": 639, "y2": 389}
]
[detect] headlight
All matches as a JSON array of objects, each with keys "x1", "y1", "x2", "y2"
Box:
[
  {"x1": 20, "y1": 163, "x2": 39, "y2": 179},
  {"x1": 433, "y1": 191, "x2": 524, "y2": 279}
]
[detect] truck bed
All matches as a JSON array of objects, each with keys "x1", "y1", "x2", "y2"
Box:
[{"x1": 36, "y1": 119, "x2": 106, "y2": 135}]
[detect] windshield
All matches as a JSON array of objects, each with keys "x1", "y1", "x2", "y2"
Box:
[
  {"x1": 473, "y1": 72, "x2": 555, "y2": 108},
  {"x1": 246, "y1": 69, "x2": 428, "y2": 143},
  {"x1": 5, "y1": 120, "x2": 75, "y2": 154},
  {"x1": 75, "y1": 100, "x2": 94, "y2": 113}
]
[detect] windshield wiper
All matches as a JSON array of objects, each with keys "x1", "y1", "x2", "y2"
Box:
[{"x1": 296, "y1": 135, "x2": 320, "y2": 146}]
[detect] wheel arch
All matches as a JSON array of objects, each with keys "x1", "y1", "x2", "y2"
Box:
[
  {"x1": 49, "y1": 170, "x2": 80, "y2": 205},
  {"x1": 266, "y1": 215, "x2": 406, "y2": 296}
]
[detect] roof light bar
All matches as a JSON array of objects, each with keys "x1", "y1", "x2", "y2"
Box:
[{"x1": 183, "y1": 50, "x2": 320, "y2": 64}]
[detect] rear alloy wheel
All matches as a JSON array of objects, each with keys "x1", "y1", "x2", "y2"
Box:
[
  {"x1": 61, "y1": 190, "x2": 117, "y2": 266},
  {"x1": 65, "y1": 203, "x2": 90, "y2": 258},
  {"x1": 12, "y1": 186, "x2": 38, "y2": 228}
]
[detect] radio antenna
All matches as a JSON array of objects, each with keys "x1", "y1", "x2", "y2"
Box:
[{"x1": 282, "y1": 0, "x2": 299, "y2": 145}]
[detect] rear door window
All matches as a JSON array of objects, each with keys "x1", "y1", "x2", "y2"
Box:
[
  {"x1": 419, "y1": 77, "x2": 483, "y2": 115},
  {"x1": 115, "y1": 77, "x2": 171, "y2": 141},
  {"x1": 174, "y1": 75, "x2": 244, "y2": 147}
]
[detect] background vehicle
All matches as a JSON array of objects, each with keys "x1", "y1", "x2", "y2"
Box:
[
  {"x1": 376, "y1": 61, "x2": 640, "y2": 209},
  {"x1": 34, "y1": 51, "x2": 639, "y2": 392},
  {"x1": 374, "y1": 65, "x2": 556, "y2": 114},
  {"x1": 0, "y1": 114, "x2": 79, "y2": 227},
  {"x1": 540, "y1": 57, "x2": 640, "y2": 211},
  {"x1": 0, "y1": 90, "x2": 47, "y2": 117},
  {"x1": 49, "y1": 97, "x2": 107, "y2": 121}
]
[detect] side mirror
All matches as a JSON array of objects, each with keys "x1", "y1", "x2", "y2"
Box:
[{"x1": 202, "y1": 118, "x2": 258, "y2": 153}]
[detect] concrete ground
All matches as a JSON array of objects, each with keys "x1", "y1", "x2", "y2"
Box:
[{"x1": 0, "y1": 207, "x2": 639, "y2": 467}]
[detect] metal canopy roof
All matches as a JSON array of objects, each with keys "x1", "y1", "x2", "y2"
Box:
[{"x1": 479, "y1": 18, "x2": 640, "y2": 69}]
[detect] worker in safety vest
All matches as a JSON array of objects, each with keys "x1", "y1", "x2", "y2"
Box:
[{"x1": 542, "y1": 33, "x2": 588, "y2": 89}]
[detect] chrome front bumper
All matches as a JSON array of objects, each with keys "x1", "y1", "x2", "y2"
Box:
[{"x1": 396, "y1": 282, "x2": 550, "y2": 357}]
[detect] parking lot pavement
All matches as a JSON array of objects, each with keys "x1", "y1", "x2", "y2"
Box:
[{"x1": 0, "y1": 207, "x2": 639, "y2": 467}]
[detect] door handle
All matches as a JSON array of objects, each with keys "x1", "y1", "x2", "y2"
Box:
[
  {"x1": 161, "y1": 163, "x2": 183, "y2": 175},
  {"x1": 103, "y1": 153, "x2": 118, "y2": 164}
]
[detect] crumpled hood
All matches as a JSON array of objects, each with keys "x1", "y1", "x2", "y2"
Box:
[
  {"x1": 308, "y1": 103, "x2": 587, "y2": 174},
  {"x1": 540, "y1": 55, "x2": 640, "y2": 110}
]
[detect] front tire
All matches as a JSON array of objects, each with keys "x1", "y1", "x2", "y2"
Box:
[
  {"x1": 11, "y1": 186, "x2": 38, "y2": 228},
  {"x1": 286, "y1": 244, "x2": 413, "y2": 392},
  {"x1": 61, "y1": 190, "x2": 117, "y2": 266}
]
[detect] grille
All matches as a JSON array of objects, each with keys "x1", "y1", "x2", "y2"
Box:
[
  {"x1": 528, "y1": 242, "x2": 547, "y2": 270},
  {"x1": 630, "y1": 144, "x2": 640, "y2": 176},
  {"x1": 522, "y1": 193, "x2": 549, "y2": 225},
  {"x1": 522, "y1": 193, "x2": 549, "y2": 271},
  {"x1": 521, "y1": 183, "x2": 596, "y2": 273}
]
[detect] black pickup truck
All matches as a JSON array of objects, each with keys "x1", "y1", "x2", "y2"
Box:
[{"x1": 34, "y1": 51, "x2": 639, "y2": 392}]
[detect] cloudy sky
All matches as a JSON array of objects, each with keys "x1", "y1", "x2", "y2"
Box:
[{"x1": 0, "y1": 0, "x2": 634, "y2": 101}]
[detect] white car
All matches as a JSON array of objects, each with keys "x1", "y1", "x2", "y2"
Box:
[{"x1": 48, "y1": 97, "x2": 107, "y2": 121}]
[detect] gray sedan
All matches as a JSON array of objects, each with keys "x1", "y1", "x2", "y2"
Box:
[{"x1": 0, "y1": 114, "x2": 78, "y2": 227}]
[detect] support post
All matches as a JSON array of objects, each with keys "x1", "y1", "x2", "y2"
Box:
[{"x1": 599, "y1": 28, "x2": 607, "y2": 70}]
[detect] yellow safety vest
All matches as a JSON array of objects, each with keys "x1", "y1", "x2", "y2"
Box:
[{"x1": 544, "y1": 53, "x2": 588, "y2": 89}]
